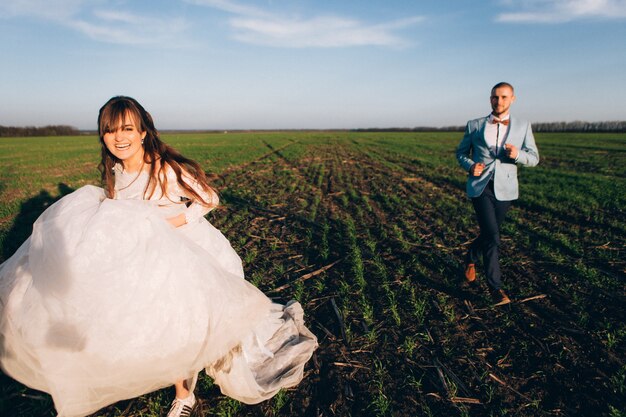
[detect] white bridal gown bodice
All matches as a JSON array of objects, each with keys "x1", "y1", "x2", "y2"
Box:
[
  {"x1": 0, "y1": 164, "x2": 317, "y2": 417},
  {"x1": 113, "y1": 164, "x2": 218, "y2": 224}
]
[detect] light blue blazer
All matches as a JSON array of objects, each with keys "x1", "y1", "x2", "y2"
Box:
[{"x1": 456, "y1": 115, "x2": 539, "y2": 201}]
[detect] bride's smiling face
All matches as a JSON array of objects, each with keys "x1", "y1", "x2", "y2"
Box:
[{"x1": 102, "y1": 112, "x2": 147, "y2": 171}]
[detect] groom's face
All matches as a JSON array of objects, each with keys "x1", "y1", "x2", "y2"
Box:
[{"x1": 490, "y1": 86, "x2": 516, "y2": 117}]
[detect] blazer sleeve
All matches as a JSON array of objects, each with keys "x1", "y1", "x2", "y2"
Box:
[
  {"x1": 456, "y1": 121, "x2": 476, "y2": 172},
  {"x1": 515, "y1": 122, "x2": 540, "y2": 167}
]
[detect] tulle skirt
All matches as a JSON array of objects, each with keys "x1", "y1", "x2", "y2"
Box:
[{"x1": 0, "y1": 186, "x2": 317, "y2": 417}]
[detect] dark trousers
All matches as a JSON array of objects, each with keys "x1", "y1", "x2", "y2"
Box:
[{"x1": 467, "y1": 181, "x2": 511, "y2": 290}]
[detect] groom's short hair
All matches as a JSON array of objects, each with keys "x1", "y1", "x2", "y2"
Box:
[{"x1": 492, "y1": 82, "x2": 514, "y2": 93}]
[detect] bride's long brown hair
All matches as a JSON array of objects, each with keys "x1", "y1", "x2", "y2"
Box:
[{"x1": 97, "y1": 96, "x2": 217, "y2": 208}]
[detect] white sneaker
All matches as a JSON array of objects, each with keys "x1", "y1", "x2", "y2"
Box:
[{"x1": 166, "y1": 392, "x2": 196, "y2": 417}]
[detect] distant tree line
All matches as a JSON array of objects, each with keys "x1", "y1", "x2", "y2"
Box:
[
  {"x1": 354, "y1": 121, "x2": 626, "y2": 133},
  {"x1": 0, "y1": 125, "x2": 81, "y2": 137},
  {"x1": 2, "y1": 121, "x2": 625, "y2": 137},
  {"x1": 532, "y1": 121, "x2": 626, "y2": 132},
  {"x1": 352, "y1": 126, "x2": 465, "y2": 132}
]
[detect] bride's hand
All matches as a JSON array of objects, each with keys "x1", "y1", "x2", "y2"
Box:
[{"x1": 166, "y1": 213, "x2": 187, "y2": 228}]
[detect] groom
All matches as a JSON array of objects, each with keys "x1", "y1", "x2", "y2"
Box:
[{"x1": 456, "y1": 82, "x2": 539, "y2": 306}]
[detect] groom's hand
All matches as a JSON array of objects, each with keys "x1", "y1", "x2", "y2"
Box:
[
  {"x1": 470, "y1": 162, "x2": 485, "y2": 177},
  {"x1": 505, "y1": 144, "x2": 518, "y2": 159}
]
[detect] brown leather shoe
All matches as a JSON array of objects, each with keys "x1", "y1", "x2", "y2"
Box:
[
  {"x1": 464, "y1": 263, "x2": 476, "y2": 283},
  {"x1": 491, "y1": 289, "x2": 511, "y2": 306}
]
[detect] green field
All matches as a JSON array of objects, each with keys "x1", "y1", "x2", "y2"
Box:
[{"x1": 1, "y1": 131, "x2": 625, "y2": 416}]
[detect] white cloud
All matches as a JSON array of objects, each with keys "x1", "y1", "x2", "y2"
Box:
[
  {"x1": 185, "y1": 0, "x2": 423, "y2": 48},
  {"x1": 0, "y1": 0, "x2": 84, "y2": 20},
  {"x1": 230, "y1": 15, "x2": 423, "y2": 48},
  {"x1": 2, "y1": 0, "x2": 423, "y2": 48},
  {"x1": 184, "y1": 0, "x2": 269, "y2": 18},
  {"x1": 496, "y1": 0, "x2": 626, "y2": 23},
  {"x1": 0, "y1": 0, "x2": 189, "y2": 46},
  {"x1": 69, "y1": 14, "x2": 188, "y2": 46},
  {"x1": 93, "y1": 10, "x2": 141, "y2": 25},
  {"x1": 71, "y1": 10, "x2": 189, "y2": 45}
]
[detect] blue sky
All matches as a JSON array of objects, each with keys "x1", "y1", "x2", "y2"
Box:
[{"x1": 1, "y1": 0, "x2": 625, "y2": 129}]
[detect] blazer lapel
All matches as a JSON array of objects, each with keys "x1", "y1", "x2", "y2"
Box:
[
  {"x1": 479, "y1": 116, "x2": 498, "y2": 158},
  {"x1": 478, "y1": 116, "x2": 489, "y2": 148}
]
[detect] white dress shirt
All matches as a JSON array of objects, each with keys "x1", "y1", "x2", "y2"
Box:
[{"x1": 484, "y1": 114, "x2": 510, "y2": 155}]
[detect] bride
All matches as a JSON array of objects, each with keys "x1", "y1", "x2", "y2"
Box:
[{"x1": 0, "y1": 96, "x2": 317, "y2": 417}]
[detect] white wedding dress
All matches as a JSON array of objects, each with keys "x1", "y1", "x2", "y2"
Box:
[{"x1": 0, "y1": 165, "x2": 317, "y2": 417}]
